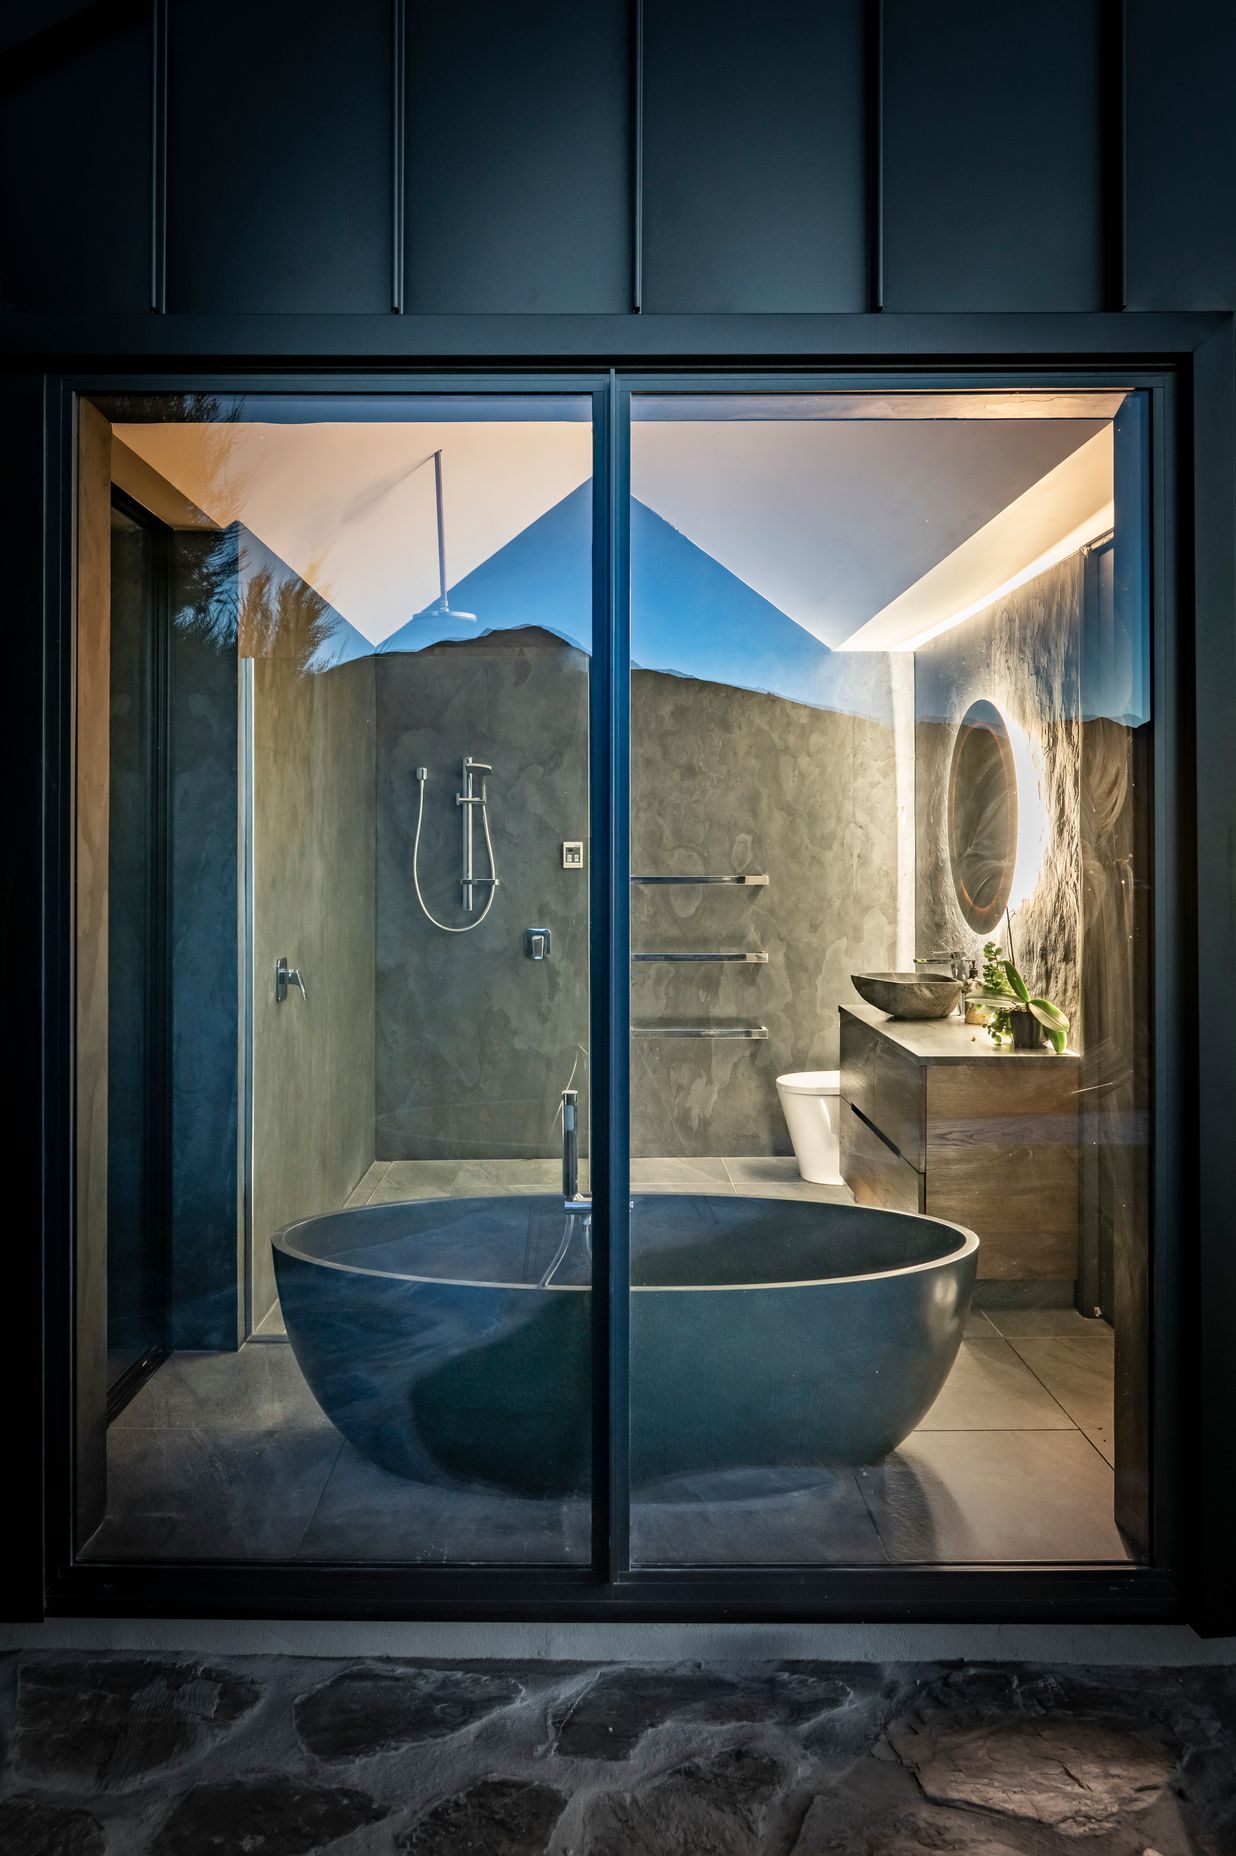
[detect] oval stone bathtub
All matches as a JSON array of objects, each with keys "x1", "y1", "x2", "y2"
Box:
[{"x1": 273, "y1": 1194, "x2": 978, "y2": 1495}]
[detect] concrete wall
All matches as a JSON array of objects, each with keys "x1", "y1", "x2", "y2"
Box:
[
  {"x1": 375, "y1": 630, "x2": 590, "y2": 1161},
  {"x1": 250, "y1": 646, "x2": 376, "y2": 1324},
  {"x1": 631, "y1": 661, "x2": 903, "y2": 1156},
  {"x1": 374, "y1": 628, "x2": 902, "y2": 1161}
]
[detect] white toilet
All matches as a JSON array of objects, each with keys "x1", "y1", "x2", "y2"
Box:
[{"x1": 776, "y1": 1070, "x2": 843, "y2": 1184}]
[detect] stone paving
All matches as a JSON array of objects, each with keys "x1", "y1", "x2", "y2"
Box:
[{"x1": 0, "y1": 1653, "x2": 1232, "y2": 1854}]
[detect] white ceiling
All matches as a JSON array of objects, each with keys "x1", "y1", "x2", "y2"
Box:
[
  {"x1": 113, "y1": 420, "x2": 594, "y2": 644},
  {"x1": 115, "y1": 401, "x2": 1116, "y2": 649}
]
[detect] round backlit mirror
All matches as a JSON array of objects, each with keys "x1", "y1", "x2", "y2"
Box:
[{"x1": 947, "y1": 699, "x2": 1018, "y2": 933}]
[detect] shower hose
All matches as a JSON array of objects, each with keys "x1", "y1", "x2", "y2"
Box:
[{"x1": 411, "y1": 769, "x2": 499, "y2": 933}]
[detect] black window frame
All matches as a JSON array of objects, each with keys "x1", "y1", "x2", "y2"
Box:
[{"x1": 17, "y1": 324, "x2": 1233, "y2": 1632}]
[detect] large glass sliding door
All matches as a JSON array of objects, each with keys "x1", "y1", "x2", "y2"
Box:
[
  {"x1": 626, "y1": 386, "x2": 1152, "y2": 1571},
  {"x1": 76, "y1": 388, "x2": 599, "y2": 1564},
  {"x1": 70, "y1": 373, "x2": 1157, "y2": 1594}
]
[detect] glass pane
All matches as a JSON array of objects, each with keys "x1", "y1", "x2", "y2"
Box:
[
  {"x1": 105, "y1": 500, "x2": 168, "y2": 1404},
  {"x1": 627, "y1": 388, "x2": 1151, "y2": 1567},
  {"x1": 76, "y1": 392, "x2": 595, "y2": 1563}
]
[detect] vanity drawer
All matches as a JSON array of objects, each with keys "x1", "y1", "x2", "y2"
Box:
[
  {"x1": 840, "y1": 1012, "x2": 923, "y2": 1168},
  {"x1": 840, "y1": 1100, "x2": 924, "y2": 1216}
]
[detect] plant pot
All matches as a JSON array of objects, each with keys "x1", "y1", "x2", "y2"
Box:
[{"x1": 1010, "y1": 1010, "x2": 1047, "y2": 1051}]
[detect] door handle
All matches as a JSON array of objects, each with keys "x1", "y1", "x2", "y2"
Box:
[{"x1": 275, "y1": 956, "x2": 307, "y2": 1003}]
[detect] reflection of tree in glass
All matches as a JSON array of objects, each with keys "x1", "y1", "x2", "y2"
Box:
[
  {"x1": 238, "y1": 557, "x2": 339, "y2": 670},
  {"x1": 171, "y1": 526, "x2": 239, "y2": 652}
]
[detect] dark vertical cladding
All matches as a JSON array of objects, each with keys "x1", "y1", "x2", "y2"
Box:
[
  {"x1": 0, "y1": 0, "x2": 150, "y2": 313},
  {"x1": 882, "y1": 0, "x2": 1105, "y2": 310},
  {"x1": 866, "y1": 0, "x2": 884, "y2": 312},
  {"x1": 2, "y1": 377, "x2": 48, "y2": 1615},
  {"x1": 165, "y1": 0, "x2": 392, "y2": 313},
  {"x1": 641, "y1": 0, "x2": 867, "y2": 312},
  {"x1": 403, "y1": 0, "x2": 631, "y2": 313},
  {"x1": 1124, "y1": 0, "x2": 1236, "y2": 309}
]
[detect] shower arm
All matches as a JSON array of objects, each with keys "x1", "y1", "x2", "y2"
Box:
[{"x1": 433, "y1": 448, "x2": 449, "y2": 609}]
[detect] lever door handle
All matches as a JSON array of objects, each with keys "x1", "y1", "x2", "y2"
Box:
[{"x1": 275, "y1": 956, "x2": 308, "y2": 1002}]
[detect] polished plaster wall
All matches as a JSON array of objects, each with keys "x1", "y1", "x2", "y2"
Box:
[
  {"x1": 374, "y1": 628, "x2": 901, "y2": 1161},
  {"x1": 631, "y1": 660, "x2": 902, "y2": 1156},
  {"x1": 375, "y1": 629, "x2": 591, "y2": 1162},
  {"x1": 914, "y1": 553, "x2": 1084, "y2": 1027},
  {"x1": 250, "y1": 646, "x2": 375, "y2": 1325}
]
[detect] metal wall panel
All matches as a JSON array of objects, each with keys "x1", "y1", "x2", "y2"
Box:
[
  {"x1": 1125, "y1": 0, "x2": 1236, "y2": 310},
  {"x1": 641, "y1": 0, "x2": 868, "y2": 312},
  {"x1": 166, "y1": 0, "x2": 392, "y2": 314},
  {"x1": 0, "y1": 1, "x2": 150, "y2": 313},
  {"x1": 404, "y1": 0, "x2": 630, "y2": 313},
  {"x1": 881, "y1": 0, "x2": 1105, "y2": 311}
]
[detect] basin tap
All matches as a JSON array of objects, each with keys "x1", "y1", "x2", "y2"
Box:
[{"x1": 915, "y1": 950, "x2": 968, "y2": 981}]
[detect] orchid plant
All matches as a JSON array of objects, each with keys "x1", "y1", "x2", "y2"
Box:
[{"x1": 966, "y1": 958, "x2": 1070, "y2": 1053}]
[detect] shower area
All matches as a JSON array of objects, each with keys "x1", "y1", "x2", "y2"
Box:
[{"x1": 75, "y1": 382, "x2": 1153, "y2": 1575}]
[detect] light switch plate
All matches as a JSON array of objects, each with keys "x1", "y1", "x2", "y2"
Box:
[{"x1": 562, "y1": 840, "x2": 585, "y2": 869}]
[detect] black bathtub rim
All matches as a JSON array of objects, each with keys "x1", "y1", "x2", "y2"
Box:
[{"x1": 271, "y1": 1195, "x2": 980, "y2": 1293}]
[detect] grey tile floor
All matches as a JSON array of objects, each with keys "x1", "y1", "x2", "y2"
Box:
[{"x1": 84, "y1": 1162, "x2": 1127, "y2": 1568}]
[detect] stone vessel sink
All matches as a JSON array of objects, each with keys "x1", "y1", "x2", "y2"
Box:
[{"x1": 851, "y1": 971, "x2": 963, "y2": 1020}]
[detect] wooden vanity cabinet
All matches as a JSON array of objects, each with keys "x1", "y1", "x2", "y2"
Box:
[{"x1": 839, "y1": 1004, "x2": 1081, "y2": 1285}]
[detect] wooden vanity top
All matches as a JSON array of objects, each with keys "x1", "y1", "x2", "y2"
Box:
[{"x1": 840, "y1": 1003, "x2": 1080, "y2": 1067}]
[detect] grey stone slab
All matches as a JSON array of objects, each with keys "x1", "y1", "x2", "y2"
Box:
[
  {"x1": 631, "y1": 1156, "x2": 730, "y2": 1184},
  {"x1": 857, "y1": 1430, "x2": 1128, "y2": 1563},
  {"x1": 150, "y1": 1774, "x2": 385, "y2": 1856},
  {"x1": 295, "y1": 1668, "x2": 523, "y2": 1761},
  {"x1": 730, "y1": 1179, "x2": 852, "y2": 1202},
  {"x1": 964, "y1": 1310, "x2": 1000, "y2": 1338},
  {"x1": 0, "y1": 1797, "x2": 105, "y2": 1856},
  {"x1": 917, "y1": 1339, "x2": 1077, "y2": 1432},
  {"x1": 113, "y1": 1346, "x2": 330, "y2": 1434},
  {"x1": 452, "y1": 1159, "x2": 561, "y2": 1189},
  {"x1": 886, "y1": 1666, "x2": 1178, "y2": 1840},
  {"x1": 397, "y1": 1779, "x2": 567, "y2": 1854},
  {"x1": 296, "y1": 1441, "x2": 589, "y2": 1565},
  {"x1": 641, "y1": 1181, "x2": 736, "y2": 1196},
  {"x1": 16, "y1": 1659, "x2": 260, "y2": 1791},
  {"x1": 549, "y1": 1666, "x2": 863, "y2": 1761},
  {"x1": 81, "y1": 1422, "x2": 342, "y2": 1563},
  {"x1": 984, "y1": 1307, "x2": 1115, "y2": 1341},
  {"x1": 581, "y1": 1747, "x2": 787, "y2": 1854},
  {"x1": 972, "y1": 1280, "x2": 1077, "y2": 1310},
  {"x1": 344, "y1": 1162, "x2": 390, "y2": 1208},
  {"x1": 723, "y1": 1156, "x2": 802, "y2": 1182},
  {"x1": 1009, "y1": 1338, "x2": 1116, "y2": 1466},
  {"x1": 631, "y1": 1467, "x2": 886, "y2": 1567}
]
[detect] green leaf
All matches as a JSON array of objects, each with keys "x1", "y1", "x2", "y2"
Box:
[
  {"x1": 965, "y1": 990, "x2": 1018, "y2": 1010},
  {"x1": 1028, "y1": 997, "x2": 1069, "y2": 1032},
  {"x1": 1003, "y1": 960, "x2": 1030, "y2": 1004}
]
